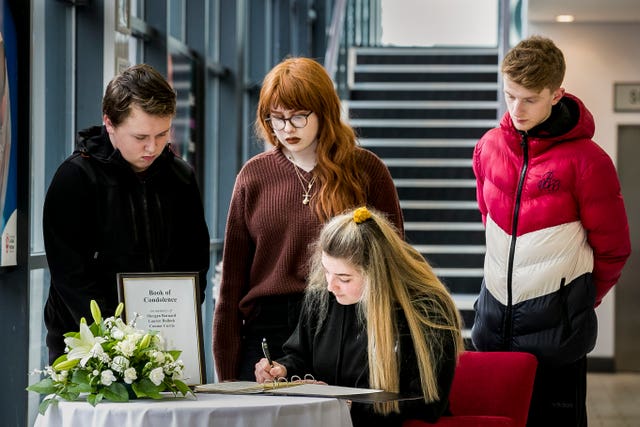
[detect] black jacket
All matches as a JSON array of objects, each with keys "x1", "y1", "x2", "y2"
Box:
[
  {"x1": 43, "y1": 126, "x2": 210, "y2": 363},
  {"x1": 278, "y1": 295, "x2": 457, "y2": 427}
]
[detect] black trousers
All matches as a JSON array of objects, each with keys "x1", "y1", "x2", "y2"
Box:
[
  {"x1": 527, "y1": 356, "x2": 588, "y2": 427},
  {"x1": 236, "y1": 294, "x2": 303, "y2": 381}
]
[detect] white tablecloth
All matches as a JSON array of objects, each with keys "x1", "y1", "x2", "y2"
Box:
[{"x1": 33, "y1": 393, "x2": 354, "y2": 427}]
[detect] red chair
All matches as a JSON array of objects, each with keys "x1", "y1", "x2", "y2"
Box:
[{"x1": 404, "y1": 351, "x2": 538, "y2": 427}]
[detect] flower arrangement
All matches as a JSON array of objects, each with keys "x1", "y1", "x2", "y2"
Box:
[{"x1": 27, "y1": 300, "x2": 192, "y2": 414}]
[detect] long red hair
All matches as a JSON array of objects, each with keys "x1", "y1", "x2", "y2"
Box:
[{"x1": 255, "y1": 57, "x2": 366, "y2": 222}]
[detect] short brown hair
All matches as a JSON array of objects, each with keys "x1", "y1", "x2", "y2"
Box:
[
  {"x1": 102, "y1": 63, "x2": 176, "y2": 126},
  {"x1": 502, "y1": 35, "x2": 566, "y2": 92}
]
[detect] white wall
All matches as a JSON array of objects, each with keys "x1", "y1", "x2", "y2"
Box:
[
  {"x1": 528, "y1": 22, "x2": 640, "y2": 359},
  {"x1": 380, "y1": 0, "x2": 498, "y2": 46}
]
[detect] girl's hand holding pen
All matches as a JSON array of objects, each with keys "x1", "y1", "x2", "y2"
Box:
[{"x1": 254, "y1": 358, "x2": 287, "y2": 383}]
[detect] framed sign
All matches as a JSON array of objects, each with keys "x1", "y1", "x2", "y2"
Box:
[
  {"x1": 117, "y1": 272, "x2": 205, "y2": 386},
  {"x1": 614, "y1": 83, "x2": 640, "y2": 112}
]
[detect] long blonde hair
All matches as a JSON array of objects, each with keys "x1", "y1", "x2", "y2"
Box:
[
  {"x1": 255, "y1": 57, "x2": 366, "y2": 222},
  {"x1": 305, "y1": 207, "x2": 464, "y2": 415}
]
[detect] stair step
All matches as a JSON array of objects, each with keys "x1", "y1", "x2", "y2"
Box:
[
  {"x1": 354, "y1": 47, "x2": 499, "y2": 55},
  {"x1": 346, "y1": 100, "x2": 499, "y2": 109},
  {"x1": 350, "y1": 108, "x2": 496, "y2": 120},
  {"x1": 440, "y1": 276, "x2": 483, "y2": 294},
  {"x1": 370, "y1": 145, "x2": 474, "y2": 159},
  {"x1": 354, "y1": 64, "x2": 498, "y2": 73},
  {"x1": 354, "y1": 71, "x2": 497, "y2": 84},
  {"x1": 389, "y1": 165, "x2": 475, "y2": 179},
  {"x1": 452, "y1": 294, "x2": 478, "y2": 311},
  {"x1": 352, "y1": 47, "x2": 499, "y2": 66},
  {"x1": 351, "y1": 118, "x2": 496, "y2": 127},
  {"x1": 397, "y1": 187, "x2": 476, "y2": 201},
  {"x1": 385, "y1": 158, "x2": 472, "y2": 167},
  {"x1": 350, "y1": 89, "x2": 497, "y2": 102},
  {"x1": 395, "y1": 179, "x2": 476, "y2": 187},
  {"x1": 406, "y1": 222, "x2": 483, "y2": 231},
  {"x1": 351, "y1": 82, "x2": 498, "y2": 91},
  {"x1": 413, "y1": 244, "x2": 485, "y2": 253},
  {"x1": 357, "y1": 128, "x2": 490, "y2": 139},
  {"x1": 406, "y1": 229, "x2": 485, "y2": 245},
  {"x1": 402, "y1": 200, "x2": 478, "y2": 209},
  {"x1": 425, "y1": 253, "x2": 485, "y2": 269},
  {"x1": 355, "y1": 55, "x2": 499, "y2": 65},
  {"x1": 360, "y1": 138, "x2": 478, "y2": 147},
  {"x1": 403, "y1": 208, "x2": 481, "y2": 223},
  {"x1": 362, "y1": 140, "x2": 478, "y2": 164},
  {"x1": 434, "y1": 268, "x2": 484, "y2": 277},
  {"x1": 416, "y1": 247, "x2": 486, "y2": 278}
]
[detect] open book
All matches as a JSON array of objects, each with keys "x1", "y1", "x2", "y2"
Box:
[
  {"x1": 194, "y1": 381, "x2": 420, "y2": 403},
  {"x1": 194, "y1": 380, "x2": 304, "y2": 394}
]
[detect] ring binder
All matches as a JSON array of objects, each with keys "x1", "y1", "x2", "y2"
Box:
[{"x1": 195, "y1": 374, "x2": 319, "y2": 394}]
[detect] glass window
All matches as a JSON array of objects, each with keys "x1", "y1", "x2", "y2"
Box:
[
  {"x1": 168, "y1": 0, "x2": 185, "y2": 41},
  {"x1": 168, "y1": 46, "x2": 202, "y2": 180}
]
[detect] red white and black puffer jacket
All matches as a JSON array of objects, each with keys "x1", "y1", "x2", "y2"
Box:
[{"x1": 471, "y1": 93, "x2": 630, "y2": 365}]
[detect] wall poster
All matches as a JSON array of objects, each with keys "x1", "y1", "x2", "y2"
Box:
[{"x1": 0, "y1": 1, "x2": 17, "y2": 266}]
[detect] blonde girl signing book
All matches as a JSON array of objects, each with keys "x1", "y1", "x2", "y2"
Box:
[{"x1": 255, "y1": 207, "x2": 464, "y2": 427}]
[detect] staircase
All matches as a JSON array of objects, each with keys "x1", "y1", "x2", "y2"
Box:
[{"x1": 345, "y1": 46, "x2": 501, "y2": 339}]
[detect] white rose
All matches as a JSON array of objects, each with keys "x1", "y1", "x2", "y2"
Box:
[
  {"x1": 149, "y1": 367, "x2": 165, "y2": 386},
  {"x1": 115, "y1": 338, "x2": 137, "y2": 357},
  {"x1": 111, "y1": 355, "x2": 130, "y2": 373},
  {"x1": 101, "y1": 370, "x2": 116, "y2": 386},
  {"x1": 124, "y1": 367, "x2": 137, "y2": 384}
]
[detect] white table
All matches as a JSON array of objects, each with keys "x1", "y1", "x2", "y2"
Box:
[{"x1": 33, "y1": 393, "x2": 354, "y2": 427}]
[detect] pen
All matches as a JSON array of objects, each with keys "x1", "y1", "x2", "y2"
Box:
[{"x1": 262, "y1": 337, "x2": 273, "y2": 367}]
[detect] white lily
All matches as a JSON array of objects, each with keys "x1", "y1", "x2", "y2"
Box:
[{"x1": 64, "y1": 322, "x2": 106, "y2": 366}]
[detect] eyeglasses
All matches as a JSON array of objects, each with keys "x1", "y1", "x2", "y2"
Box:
[{"x1": 266, "y1": 112, "x2": 313, "y2": 131}]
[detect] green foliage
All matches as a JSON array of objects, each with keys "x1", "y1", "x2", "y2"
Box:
[
  {"x1": 101, "y1": 382, "x2": 129, "y2": 402},
  {"x1": 26, "y1": 378, "x2": 57, "y2": 395},
  {"x1": 26, "y1": 300, "x2": 193, "y2": 414}
]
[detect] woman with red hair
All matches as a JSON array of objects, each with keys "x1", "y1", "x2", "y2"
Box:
[{"x1": 213, "y1": 57, "x2": 403, "y2": 381}]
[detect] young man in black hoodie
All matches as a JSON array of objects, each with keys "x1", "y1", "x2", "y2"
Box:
[{"x1": 43, "y1": 64, "x2": 210, "y2": 364}]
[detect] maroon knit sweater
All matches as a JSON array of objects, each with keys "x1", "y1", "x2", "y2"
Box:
[{"x1": 213, "y1": 146, "x2": 403, "y2": 380}]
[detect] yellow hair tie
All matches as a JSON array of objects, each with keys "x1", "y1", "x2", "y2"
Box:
[{"x1": 353, "y1": 207, "x2": 372, "y2": 224}]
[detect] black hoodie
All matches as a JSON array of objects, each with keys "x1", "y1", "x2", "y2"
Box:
[{"x1": 43, "y1": 125, "x2": 210, "y2": 363}]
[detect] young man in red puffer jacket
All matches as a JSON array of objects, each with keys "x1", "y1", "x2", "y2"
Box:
[{"x1": 471, "y1": 35, "x2": 630, "y2": 427}]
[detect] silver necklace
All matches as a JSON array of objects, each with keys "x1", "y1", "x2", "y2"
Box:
[{"x1": 288, "y1": 154, "x2": 317, "y2": 205}]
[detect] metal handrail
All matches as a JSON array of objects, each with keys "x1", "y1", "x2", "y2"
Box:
[{"x1": 324, "y1": 0, "x2": 348, "y2": 82}]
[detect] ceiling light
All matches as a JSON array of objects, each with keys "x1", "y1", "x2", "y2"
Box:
[{"x1": 555, "y1": 15, "x2": 575, "y2": 23}]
